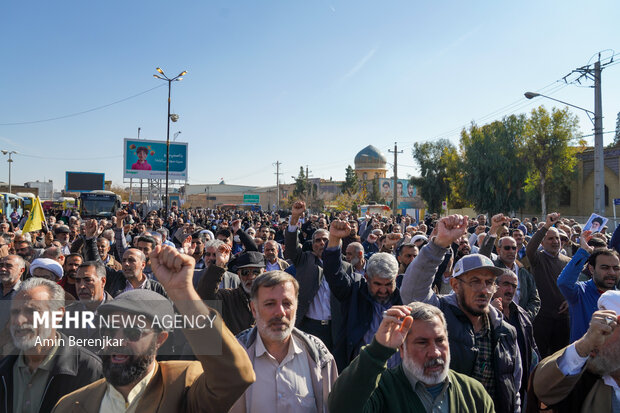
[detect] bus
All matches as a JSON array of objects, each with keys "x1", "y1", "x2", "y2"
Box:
[
  {"x1": 0, "y1": 193, "x2": 24, "y2": 218},
  {"x1": 79, "y1": 190, "x2": 122, "y2": 218},
  {"x1": 17, "y1": 192, "x2": 36, "y2": 213}
]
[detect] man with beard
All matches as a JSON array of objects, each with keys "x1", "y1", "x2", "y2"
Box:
[
  {"x1": 0, "y1": 255, "x2": 25, "y2": 333},
  {"x1": 197, "y1": 250, "x2": 264, "y2": 335},
  {"x1": 97, "y1": 237, "x2": 122, "y2": 271},
  {"x1": 0, "y1": 278, "x2": 102, "y2": 413},
  {"x1": 345, "y1": 242, "x2": 366, "y2": 276},
  {"x1": 263, "y1": 240, "x2": 289, "y2": 271},
  {"x1": 328, "y1": 302, "x2": 494, "y2": 412},
  {"x1": 58, "y1": 253, "x2": 82, "y2": 300},
  {"x1": 452, "y1": 235, "x2": 471, "y2": 264},
  {"x1": 231, "y1": 270, "x2": 338, "y2": 413},
  {"x1": 558, "y1": 230, "x2": 620, "y2": 343},
  {"x1": 527, "y1": 212, "x2": 572, "y2": 358},
  {"x1": 532, "y1": 291, "x2": 620, "y2": 412},
  {"x1": 323, "y1": 220, "x2": 400, "y2": 371},
  {"x1": 52, "y1": 245, "x2": 256, "y2": 413},
  {"x1": 400, "y1": 214, "x2": 522, "y2": 413},
  {"x1": 491, "y1": 270, "x2": 540, "y2": 404},
  {"x1": 192, "y1": 239, "x2": 239, "y2": 290},
  {"x1": 341, "y1": 220, "x2": 360, "y2": 252}
]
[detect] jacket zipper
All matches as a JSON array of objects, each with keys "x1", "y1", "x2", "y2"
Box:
[{"x1": 2, "y1": 376, "x2": 7, "y2": 413}]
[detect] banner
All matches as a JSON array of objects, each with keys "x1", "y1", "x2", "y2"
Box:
[
  {"x1": 123, "y1": 138, "x2": 188, "y2": 180},
  {"x1": 22, "y1": 196, "x2": 45, "y2": 233},
  {"x1": 378, "y1": 178, "x2": 417, "y2": 199}
]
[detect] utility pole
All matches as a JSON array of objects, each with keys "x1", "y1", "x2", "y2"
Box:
[
  {"x1": 388, "y1": 142, "x2": 403, "y2": 215},
  {"x1": 562, "y1": 52, "x2": 613, "y2": 215},
  {"x1": 273, "y1": 161, "x2": 282, "y2": 210}
]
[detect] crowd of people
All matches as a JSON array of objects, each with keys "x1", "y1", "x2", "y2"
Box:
[{"x1": 0, "y1": 201, "x2": 619, "y2": 412}]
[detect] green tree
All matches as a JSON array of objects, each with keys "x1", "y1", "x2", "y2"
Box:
[
  {"x1": 523, "y1": 106, "x2": 580, "y2": 216},
  {"x1": 365, "y1": 177, "x2": 384, "y2": 204},
  {"x1": 460, "y1": 114, "x2": 528, "y2": 214},
  {"x1": 442, "y1": 144, "x2": 469, "y2": 209},
  {"x1": 411, "y1": 139, "x2": 453, "y2": 213},
  {"x1": 614, "y1": 112, "x2": 620, "y2": 146},
  {"x1": 293, "y1": 166, "x2": 308, "y2": 198},
  {"x1": 341, "y1": 165, "x2": 359, "y2": 196}
]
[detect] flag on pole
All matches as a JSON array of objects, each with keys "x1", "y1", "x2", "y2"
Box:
[{"x1": 22, "y1": 196, "x2": 46, "y2": 233}]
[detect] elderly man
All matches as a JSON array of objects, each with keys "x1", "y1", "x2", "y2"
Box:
[
  {"x1": 479, "y1": 214, "x2": 541, "y2": 321},
  {"x1": 263, "y1": 240, "x2": 289, "y2": 271},
  {"x1": 400, "y1": 215, "x2": 522, "y2": 413},
  {"x1": 323, "y1": 220, "x2": 401, "y2": 370},
  {"x1": 30, "y1": 258, "x2": 64, "y2": 282},
  {"x1": 558, "y1": 231, "x2": 620, "y2": 343},
  {"x1": 531, "y1": 291, "x2": 620, "y2": 412},
  {"x1": 52, "y1": 245, "x2": 256, "y2": 413},
  {"x1": 97, "y1": 236, "x2": 122, "y2": 271},
  {"x1": 197, "y1": 250, "x2": 265, "y2": 335},
  {"x1": 81, "y1": 219, "x2": 167, "y2": 298},
  {"x1": 328, "y1": 302, "x2": 494, "y2": 412},
  {"x1": 286, "y1": 201, "x2": 343, "y2": 352},
  {"x1": 0, "y1": 255, "x2": 24, "y2": 301},
  {"x1": 345, "y1": 241, "x2": 366, "y2": 276},
  {"x1": 193, "y1": 239, "x2": 240, "y2": 290},
  {"x1": 231, "y1": 270, "x2": 338, "y2": 413},
  {"x1": 526, "y1": 212, "x2": 571, "y2": 358},
  {"x1": 54, "y1": 226, "x2": 71, "y2": 255},
  {"x1": 0, "y1": 278, "x2": 102, "y2": 412},
  {"x1": 491, "y1": 269, "x2": 540, "y2": 404}
]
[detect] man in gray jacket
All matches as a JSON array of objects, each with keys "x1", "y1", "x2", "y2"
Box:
[
  {"x1": 400, "y1": 214, "x2": 522, "y2": 413},
  {"x1": 231, "y1": 270, "x2": 338, "y2": 413}
]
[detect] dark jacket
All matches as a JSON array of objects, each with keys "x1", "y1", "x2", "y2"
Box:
[
  {"x1": 196, "y1": 265, "x2": 253, "y2": 335},
  {"x1": 322, "y1": 246, "x2": 400, "y2": 371},
  {"x1": 507, "y1": 301, "x2": 540, "y2": 404},
  {"x1": 0, "y1": 332, "x2": 102, "y2": 413},
  {"x1": 82, "y1": 236, "x2": 168, "y2": 298}
]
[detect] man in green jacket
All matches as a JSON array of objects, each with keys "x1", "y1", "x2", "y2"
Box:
[{"x1": 328, "y1": 302, "x2": 495, "y2": 413}]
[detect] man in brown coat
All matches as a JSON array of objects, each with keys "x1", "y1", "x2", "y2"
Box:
[
  {"x1": 52, "y1": 245, "x2": 255, "y2": 413},
  {"x1": 531, "y1": 291, "x2": 620, "y2": 412}
]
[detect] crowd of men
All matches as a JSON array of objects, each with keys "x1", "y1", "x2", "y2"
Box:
[{"x1": 0, "y1": 201, "x2": 619, "y2": 412}]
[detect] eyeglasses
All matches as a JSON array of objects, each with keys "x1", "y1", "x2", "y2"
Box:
[
  {"x1": 240, "y1": 268, "x2": 262, "y2": 277},
  {"x1": 501, "y1": 246, "x2": 517, "y2": 251},
  {"x1": 456, "y1": 278, "x2": 497, "y2": 291},
  {"x1": 99, "y1": 326, "x2": 154, "y2": 342}
]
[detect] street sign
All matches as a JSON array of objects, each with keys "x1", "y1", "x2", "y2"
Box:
[
  {"x1": 243, "y1": 194, "x2": 260, "y2": 203},
  {"x1": 614, "y1": 198, "x2": 620, "y2": 206}
]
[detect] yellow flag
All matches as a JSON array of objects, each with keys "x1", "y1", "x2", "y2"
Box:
[{"x1": 22, "y1": 196, "x2": 45, "y2": 233}]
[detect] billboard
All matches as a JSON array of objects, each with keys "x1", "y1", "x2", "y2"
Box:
[
  {"x1": 123, "y1": 138, "x2": 188, "y2": 180},
  {"x1": 65, "y1": 172, "x2": 105, "y2": 192},
  {"x1": 378, "y1": 178, "x2": 417, "y2": 199}
]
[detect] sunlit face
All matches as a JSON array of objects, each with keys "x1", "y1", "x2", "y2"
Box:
[
  {"x1": 590, "y1": 253, "x2": 620, "y2": 291},
  {"x1": 10, "y1": 287, "x2": 58, "y2": 350},
  {"x1": 237, "y1": 266, "x2": 264, "y2": 294},
  {"x1": 401, "y1": 317, "x2": 450, "y2": 386},
  {"x1": 97, "y1": 238, "x2": 111, "y2": 259},
  {"x1": 64, "y1": 255, "x2": 83, "y2": 280},
  {"x1": 451, "y1": 269, "x2": 498, "y2": 316},
  {"x1": 493, "y1": 272, "x2": 518, "y2": 306},
  {"x1": 398, "y1": 245, "x2": 418, "y2": 268},
  {"x1": 0, "y1": 256, "x2": 24, "y2": 285},
  {"x1": 498, "y1": 237, "x2": 517, "y2": 265},
  {"x1": 263, "y1": 241, "x2": 278, "y2": 263},
  {"x1": 75, "y1": 265, "x2": 106, "y2": 302},
  {"x1": 365, "y1": 275, "x2": 395, "y2": 304},
  {"x1": 251, "y1": 282, "x2": 297, "y2": 342},
  {"x1": 542, "y1": 228, "x2": 561, "y2": 255},
  {"x1": 122, "y1": 249, "x2": 145, "y2": 279}
]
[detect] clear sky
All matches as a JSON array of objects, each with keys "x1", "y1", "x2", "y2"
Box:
[{"x1": 1, "y1": 0, "x2": 619, "y2": 192}]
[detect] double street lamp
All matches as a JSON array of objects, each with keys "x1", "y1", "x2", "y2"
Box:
[
  {"x1": 1, "y1": 150, "x2": 17, "y2": 193},
  {"x1": 154, "y1": 67, "x2": 187, "y2": 216},
  {"x1": 524, "y1": 91, "x2": 604, "y2": 215}
]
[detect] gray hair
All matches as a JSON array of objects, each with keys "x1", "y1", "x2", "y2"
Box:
[
  {"x1": 250, "y1": 270, "x2": 299, "y2": 301},
  {"x1": 406, "y1": 301, "x2": 448, "y2": 334},
  {"x1": 312, "y1": 229, "x2": 329, "y2": 242},
  {"x1": 366, "y1": 252, "x2": 398, "y2": 280},
  {"x1": 79, "y1": 260, "x2": 107, "y2": 279},
  {"x1": 101, "y1": 229, "x2": 115, "y2": 241},
  {"x1": 156, "y1": 227, "x2": 169, "y2": 239},
  {"x1": 347, "y1": 242, "x2": 364, "y2": 255},
  {"x1": 16, "y1": 277, "x2": 65, "y2": 311},
  {"x1": 205, "y1": 239, "x2": 226, "y2": 250},
  {"x1": 497, "y1": 236, "x2": 516, "y2": 248},
  {"x1": 7, "y1": 254, "x2": 26, "y2": 272}
]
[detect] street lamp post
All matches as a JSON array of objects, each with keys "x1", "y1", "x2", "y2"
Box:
[
  {"x1": 524, "y1": 92, "x2": 604, "y2": 215},
  {"x1": 154, "y1": 67, "x2": 187, "y2": 216},
  {"x1": 1, "y1": 150, "x2": 17, "y2": 193}
]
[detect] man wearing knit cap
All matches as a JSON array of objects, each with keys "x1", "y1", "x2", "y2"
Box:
[
  {"x1": 532, "y1": 290, "x2": 620, "y2": 412},
  {"x1": 52, "y1": 245, "x2": 255, "y2": 412}
]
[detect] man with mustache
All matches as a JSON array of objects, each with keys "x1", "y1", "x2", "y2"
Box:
[
  {"x1": 0, "y1": 277, "x2": 102, "y2": 413},
  {"x1": 52, "y1": 245, "x2": 255, "y2": 412},
  {"x1": 231, "y1": 270, "x2": 338, "y2": 413},
  {"x1": 491, "y1": 269, "x2": 540, "y2": 404},
  {"x1": 558, "y1": 230, "x2": 620, "y2": 343},
  {"x1": 400, "y1": 214, "x2": 522, "y2": 413},
  {"x1": 328, "y1": 302, "x2": 494, "y2": 412},
  {"x1": 532, "y1": 291, "x2": 620, "y2": 412}
]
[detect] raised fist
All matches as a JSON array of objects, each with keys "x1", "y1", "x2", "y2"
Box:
[
  {"x1": 329, "y1": 220, "x2": 350, "y2": 240},
  {"x1": 291, "y1": 201, "x2": 306, "y2": 217},
  {"x1": 546, "y1": 212, "x2": 560, "y2": 227},
  {"x1": 385, "y1": 233, "x2": 403, "y2": 247}
]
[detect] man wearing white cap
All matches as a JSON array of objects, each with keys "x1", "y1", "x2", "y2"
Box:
[
  {"x1": 30, "y1": 258, "x2": 64, "y2": 282},
  {"x1": 400, "y1": 215, "x2": 522, "y2": 413},
  {"x1": 532, "y1": 290, "x2": 620, "y2": 412}
]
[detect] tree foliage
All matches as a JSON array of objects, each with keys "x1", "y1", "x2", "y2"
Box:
[
  {"x1": 293, "y1": 166, "x2": 308, "y2": 198},
  {"x1": 460, "y1": 115, "x2": 528, "y2": 214},
  {"x1": 411, "y1": 139, "x2": 453, "y2": 213},
  {"x1": 522, "y1": 106, "x2": 580, "y2": 216},
  {"x1": 615, "y1": 112, "x2": 620, "y2": 146},
  {"x1": 341, "y1": 165, "x2": 359, "y2": 196}
]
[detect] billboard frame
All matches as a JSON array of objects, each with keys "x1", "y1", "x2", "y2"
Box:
[
  {"x1": 123, "y1": 138, "x2": 188, "y2": 180},
  {"x1": 65, "y1": 171, "x2": 105, "y2": 193}
]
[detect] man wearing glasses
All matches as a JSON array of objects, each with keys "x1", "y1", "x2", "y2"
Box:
[
  {"x1": 197, "y1": 250, "x2": 265, "y2": 335},
  {"x1": 400, "y1": 215, "x2": 522, "y2": 413}
]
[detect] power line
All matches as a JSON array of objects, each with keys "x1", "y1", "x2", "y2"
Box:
[{"x1": 0, "y1": 84, "x2": 166, "y2": 126}]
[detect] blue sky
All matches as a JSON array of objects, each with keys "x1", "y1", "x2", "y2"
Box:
[{"x1": 1, "y1": 0, "x2": 619, "y2": 192}]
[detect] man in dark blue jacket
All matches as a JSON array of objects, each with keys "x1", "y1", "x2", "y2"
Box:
[{"x1": 323, "y1": 219, "x2": 402, "y2": 371}]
